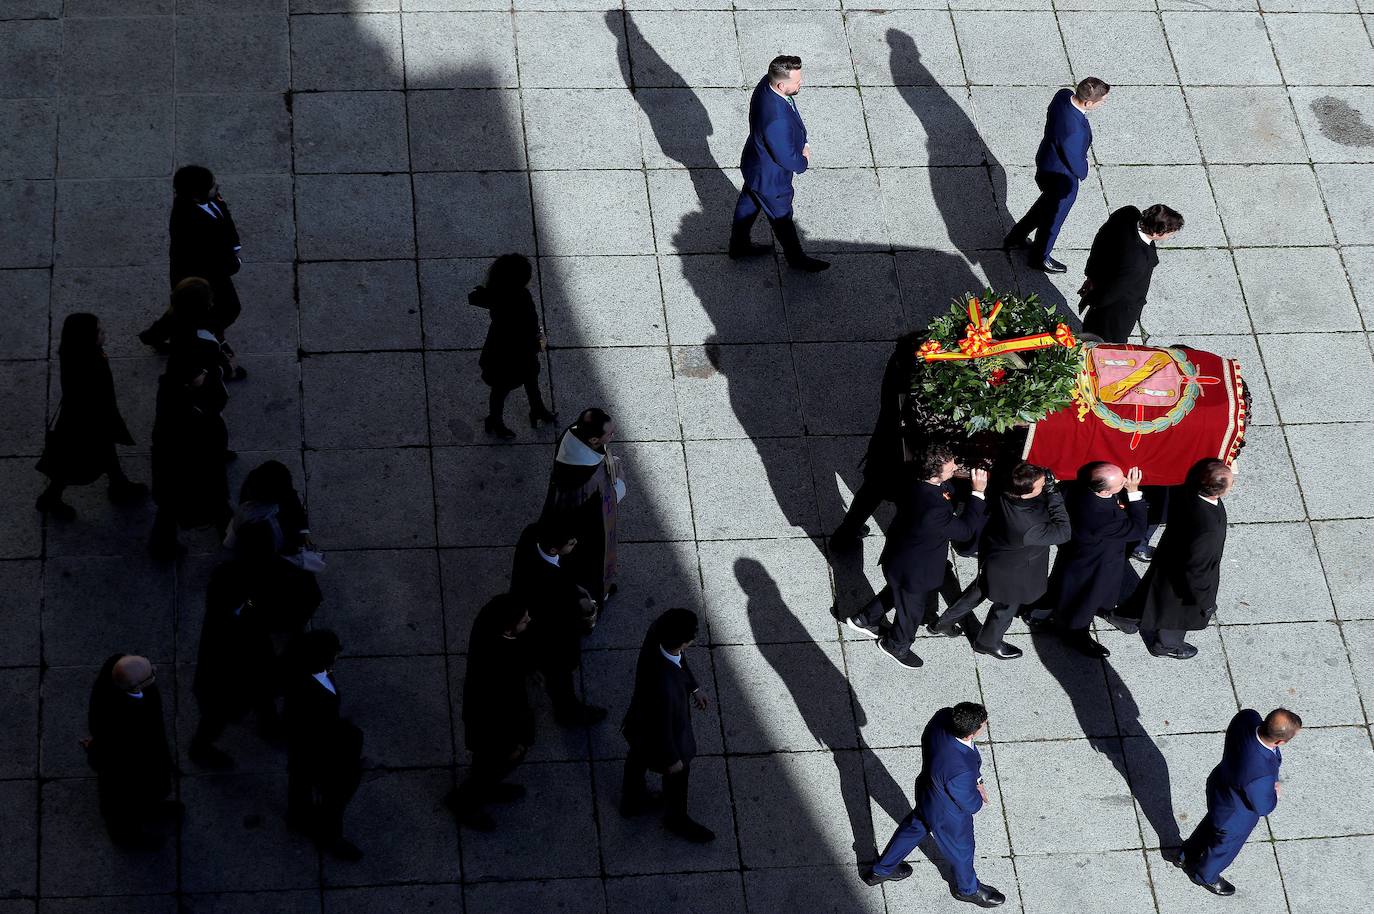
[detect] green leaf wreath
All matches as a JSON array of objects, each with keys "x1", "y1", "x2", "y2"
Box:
[{"x1": 907, "y1": 290, "x2": 1083, "y2": 435}]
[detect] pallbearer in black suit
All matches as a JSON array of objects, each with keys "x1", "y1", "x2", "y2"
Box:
[
  {"x1": 1079, "y1": 204, "x2": 1184, "y2": 342},
  {"x1": 621, "y1": 608, "x2": 715, "y2": 843},
  {"x1": 1039, "y1": 462, "x2": 1148, "y2": 658},
  {"x1": 1175, "y1": 709, "x2": 1301, "y2": 896},
  {"x1": 1109, "y1": 459, "x2": 1232, "y2": 660},
  {"x1": 932, "y1": 462, "x2": 1071, "y2": 660},
  {"x1": 845, "y1": 443, "x2": 989, "y2": 670}
]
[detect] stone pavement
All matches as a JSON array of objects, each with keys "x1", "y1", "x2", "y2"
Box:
[{"x1": 3, "y1": 1, "x2": 1374, "y2": 912}]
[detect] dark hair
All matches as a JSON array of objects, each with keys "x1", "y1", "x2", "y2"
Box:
[
  {"x1": 916, "y1": 442, "x2": 956, "y2": 480},
  {"x1": 572, "y1": 407, "x2": 612, "y2": 441},
  {"x1": 1078, "y1": 461, "x2": 1116, "y2": 493},
  {"x1": 1187, "y1": 458, "x2": 1231, "y2": 498},
  {"x1": 654, "y1": 607, "x2": 699, "y2": 651},
  {"x1": 535, "y1": 515, "x2": 576, "y2": 551},
  {"x1": 173, "y1": 164, "x2": 215, "y2": 199},
  {"x1": 768, "y1": 55, "x2": 803, "y2": 82},
  {"x1": 949, "y1": 702, "x2": 988, "y2": 739},
  {"x1": 170, "y1": 277, "x2": 214, "y2": 327},
  {"x1": 1007, "y1": 461, "x2": 1046, "y2": 496},
  {"x1": 1139, "y1": 204, "x2": 1184, "y2": 236},
  {"x1": 1075, "y1": 77, "x2": 1111, "y2": 103},
  {"x1": 486, "y1": 253, "x2": 533, "y2": 291},
  {"x1": 240, "y1": 459, "x2": 294, "y2": 505},
  {"x1": 58, "y1": 312, "x2": 101, "y2": 359},
  {"x1": 1261, "y1": 708, "x2": 1302, "y2": 741},
  {"x1": 294, "y1": 628, "x2": 341, "y2": 673}
]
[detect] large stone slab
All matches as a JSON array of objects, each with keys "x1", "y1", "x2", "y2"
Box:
[
  {"x1": 458, "y1": 760, "x2": 600, "y2": 880},
  {"x1": 304, "y1": 447, "x2": 436, "y2": 549},
  {"x1": 995, "y1": 738, "x2": 1144, "y2": 854},
  {"x1": 1223, "y1": 621, "x2": 1364, "y2": 727},
  {"x1": 1311, "y1": 520, "x2": 1374, "y2": 620}
]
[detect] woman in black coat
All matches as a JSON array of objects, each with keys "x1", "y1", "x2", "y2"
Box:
[
  {"x1": 471, "y1": 253, "x2": 556, "y2": 439},
  {"x1": 36, "y1": 313, "x2": 146, "y2": 520},
  {"x1": 226, "y1": 459, "x2": 311, "y2": 557}
]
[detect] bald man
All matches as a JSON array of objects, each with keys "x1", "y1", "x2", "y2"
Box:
[
  {"x1": 1040, "y1": 463, "x2": 1147, "y2": 658},
  {"x1": 1110, "y1": 459, "x2": 1232, "y2": 659},
  {"x1": 84, "y1": 653, "x2": 176, "y2": 847}
]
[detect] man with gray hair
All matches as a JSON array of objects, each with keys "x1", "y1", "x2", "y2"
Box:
[{"x1": 729, "y1": 55, "x2": 829, "y2": 272}]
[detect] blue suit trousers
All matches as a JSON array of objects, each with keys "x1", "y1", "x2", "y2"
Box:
[
  {"x1": 872, "y1": 808, "x2": 979, "y2": 896},
  {"x1": 1181, "y1": 810, "x2": 1257, "y2": 883},
  {"x1": 1011, "y1": 171, "x2": 1078, "y2": 259}
]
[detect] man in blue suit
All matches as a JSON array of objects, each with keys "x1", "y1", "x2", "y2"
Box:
[
  {"x1": 862, "y1": 703, "x2": 1005, "y2": 908},
  {"x1": 729, "y1": 55, "x2": 829, "y2": 273},
  {"x1": 1175, "y1": 708, "x2": 1301, "y2": 896},
  {"x1": 1005, "y1": 77, "x2": 1110, "y2": 274}
]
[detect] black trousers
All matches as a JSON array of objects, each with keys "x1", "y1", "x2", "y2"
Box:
[
  {"x1": 833, "y1": 474, "x2": 888, "y2": 538},
  {"x1": 190, "y1": 693, "x2": 279, "y2": 750},
  {"x1": 1007, "y1": 171, "x2": 1078, "y2": 260},
  {"x1": 543, "y1": 665, "x2": 581, "y2": 717},
  {"x1": 488, "y1": 378, "x2": 547, "y2": 423},
  {"x1": 938, "y1": 581, "x2": 1021, "y2": 649},
  {"x1": 730, "y1": 190, "x2": 809, "y2": 264},
  {"x1": 1143, "y1": 627, "x2": 1186, "y2": 649},
  {"x1": 451, "y1": 749, "x2": 523, "y2": 814},
  {"x1": 622, "y1": 749, "x2": 690, "y2": 822},
  {"x1": 288, "y1": 762, "x2": 360, "y2": 842},
  {"x1": 857, "y1": 562, "x2": 962, "y2": 654}
]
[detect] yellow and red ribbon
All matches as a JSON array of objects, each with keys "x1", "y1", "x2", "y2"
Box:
[{"x1": 919, "y1": 295, "x2": 1078, "y2": 362}]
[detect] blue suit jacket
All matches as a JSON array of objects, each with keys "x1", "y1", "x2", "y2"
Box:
[
  {"x1": 739, "y1": 77, "x2": 808, "y2": 217},
  {"x1": 914, "y1": 708, "x2": 984, "y2": 853},
  {"x1": 1206, "y1": 709, "x2": 1282, "y2": 830},
  {"x1": 1034, "y1": 88, "x2": 1092, "y2": 181}
]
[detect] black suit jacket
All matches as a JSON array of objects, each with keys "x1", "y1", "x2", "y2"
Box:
[
  {"x1": 285, "y1": 669, "x2": 361, "y2": 777},
  {"x1": 621, "y1": 631, "x2": 699, "y2": 771},
  {"x1": 1081, "y1": 206, "x2": 1159, "y2": 343},
  {"x1": 879, "y1": 478, "x2": 987, "y2": 593},
  {"x1": 462, "y1": 603, "x2": 536, "y2": 755},
  {"x1": 510, "y1": 523, "x2": 590, "y2": 672},
  {"x1": 169, "y1": 197, "x2": 241, "y2": 286},
  {"x1": 1046, "y1": 486, "x2": 1148, "y2": 618},
  {"x1": 978, "y1": 488, "x2": 1071, "y2": 605},
  {"x1": 1121, "y1": 490, "x2": 1227, "y2": 631},
  {"x1": 87, "y1": 654, "x2": 173, "y2": 800}
]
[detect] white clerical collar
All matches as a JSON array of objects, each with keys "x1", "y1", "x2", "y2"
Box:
[
  {"x1": 312, "y1": 671, "x2": 336, "y2": 695},
  {"x1": 1254, "y1": 728, "x2": 1278, "y2": 754},
  {"x1": 659, "y1": 646, "x2": 683, "y2": 667},
  {"x1": 196, "y1": 329, "x2": 219, "y2": 343},
  {"x1": 126, "y1": 691, "x2": 144, "y2": 699},
  {"x1": 1199, "y1": 494, "x2": 1220, "y2": 505},
  {"x1": 537, "y1": 544, "x2": 559, "y2": 567},
  {"x1": 555, "y1": 431, "x2": 604, "y2": 467}
]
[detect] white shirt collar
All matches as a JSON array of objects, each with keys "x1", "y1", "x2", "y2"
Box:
[
  {"x1": 312, "y1": 671, "x2": 336, "y2": 695},
  {"x1": 1255, "y1": 728, "x2": 1278, "y2": 754},
  {"x1": 126, "y1": 690, "x2": 144, "y2": 699},
  {"x1": 659, "y1": 645, "x2": 683, "y2": 667},
  {"x1": 1137, "y1": 228, "x2": 1153, "y2": 245},
  {"x1": 537, "y1": 544, "x2": 559, "y2": 566},
  {"x1": 1199, "y1": 493, "x2": 1220, "y2": 505}
]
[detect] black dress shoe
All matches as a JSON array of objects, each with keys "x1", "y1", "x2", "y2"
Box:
[
  {"x1": 728, "y1": 242, "x2": 772, "y2": 259},
  {"x1": 484, "y1": 416, "x2": 516, "y2": 440},
  {"x1": 788, "y1": 255, "x2": 831, "y2": 273},
  {"x1": 928, "y1": 621, "x2": 963, "y2": 638},
  {"x1": 973, "y1": 641, "x2": 1023, "y2": 660},
  {"x1": 862, "y1": 862, "x2": 913, "y2": 886},
  {"x1": 953, "y1": 883, "x2": 1006, "y2": 907},
  {"x1": 1002, "y1": 233, "x2": 1030, "y2": 251},
  {"x1": 1149, "y1": 641, "x2": 1199, "y2": 660},
  {"x1": 830, "y1": 523, "x2": 870, "y2": 543},
  {"x1": 878, "y1": 640, "x2": 924, "y2": 669},
  {"x1": 1034, "y1": 256, "x2": 1068, "y2": 274},
  {"x1": 1188, "y1": 871, "x2": 1235, "y2": 896},
  {"x1": 664, "y1": 815, "x2": 716, "y2": 843},
  {"x1": 1103, "y1": 613, "x2": 1140, "y2": 635},
  {"x1": 1065, "y1": 631, "x2": 1111, "y2": 659}
]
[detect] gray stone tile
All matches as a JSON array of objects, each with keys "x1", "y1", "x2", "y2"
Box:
[
  {"x1": 419, "y1": 257, "x2": 528, "y2": 351},
  {"x1": 303, "y1": 352, "x2": 427, "y2": 448},
  {"x1": 431, "y1": 444, "x2": 547, "y2": 547},
  {"x1": 292, "y1": 0, "x2": 394, "y2": 10},
  {"x1": 333, "y1": 655, "x2": 453, "y2": 768},
  {"x1": 464, "y1": 879, "x2": 604, "y2": 914},
  {"x1": 956, "y1": 12, "x2": 1071, "y2": 85},
  {"x1": 1289, "y1": 87, "x2": 1374, "y2": 163},
  {"x1": 1015, "y1": 850, "x2": 1157, "y2": 914},
  {"x1": 1, "y1": 180, "x2": 53, "y2": 268},
  {"x1": 221, "y1": 174, "x2": 295, "y2": 264},
  {"x1": 179, "y1": 773, "x2": 317, "y2": 893},
  {"x1": 996, "y1": 738, "x2": 1144, "y2": 853},
  {"x1": 0, "y1": 360, "x2": 46, "y2": 456},
  {"x1": 1224, "y1": 622, "x2": 1363, "y2": 726},
  {"x1": 414, "y1": 172, "x2": 534, "y2": 258},
  {"x1": 792, "y1": 167, "x2": 891, "y2": 252},
  {"x1": 407, "y1": 88, "x2": 525, "y2": 170},
  {"x1": 304, "y1": 447, "x2": 436, "y2": 549},
  {"x1": 808, "y1": 436, "x2": 896, "y2": 538},
  {"x1": 552, "y1": 346, "x2": 678, "y2": 441},
  {"x1": 879, "y1": 852, "x2": 1020, "y2": 913},
  {"x1": 626, "y1": 10, "x2": 743, "y2": 88},
  {"x1": 896, "y1": 248, "x2": 1019, "y2": 330},
  {"x1": 1060, "y1": 13, "x2": 1175, "y2": 86},
  {"x1": 1312, "y1": 520, "x2": 1374, "y2": 620},
  {"x1": 593, "y1": 757, "x2": 741, "y2": 875},
  {"x1": 541, "y1": 255, "x2": 667, "y2": 348},
  {"x1": 459, "y1": 760, "x2": 600, "y2": 879},
  {"x1": 845, "y1": 637, "x2": 982, "y2": 748},
  {"x1": 1137, "y1": 251, "x2": 1250, "y2": 342},
  {"x1": 523, "y1": 88, "x2": 643, "y2": 169},
  {"x1": 515, "y1": 11, "x2": 628, "y2": 88},
  {"x1": 714, "y1": 641, "x2": 856, "y2": 753},
  {"x1": 730, "y1": 750, "x2": 875, "y2": 865},
  {"x1": 795, "y1": 87, "x2": 875, "y2": 169},
  {"x1": 644, "y1": 166, "x2": 745, "y2": 255},
  {"x1": 0, "y1": 99, "x2": 55, "y2": 180},
  {"x1": 795, "y1": 341, "x2": 891, "y2": 435},
  {"x1": 1260, "y1": 332, "x2": 1374, "y2": 423},
  {"x1": 53, "y1": 178, "x2": 161, "y2": 267},
  {"x1": 672, "y1": 343, "x2": 802, "y2": 439},
  {"x1": 1087, "y1": 87, "x2": 1200, "y2": 165},
  {"x1": 1186, "y1": 86, "x2": 1307, "y2": 165},
  {"x1": 1101, "y1": 628, "x2": 1237, "y2": 736},
  {"x1": 438, "y1": 546, "x2": 515, "y2": 655},
  {"x1": 1236, "y1": 247, "x2": 1362, "y2": 333},
  {"x1": 325, "y1": 885, "x2": 461, "y2": 914},
  {"x1": 1162, "y1": 12, "x2": 1282, "y2": 85},
  {"x1": 1098, "y1": 164, "x2": 1228, "y2": 248},
  {"x1": 0, "y1": 20, "x2": 59, "y2": 97},
  {"x1": 0, "y1": 560, "x2": 41, "y2": 667},
  {"x1": 181, "y1": 892, "x2": 320, "y2": 914},
  {"x1": 743, "y1": 866, "x2": 885, "y2": 914},
  {"x1": 289, "y1": 12, "x2": 403, "y2": 90},
  {"x1": 39, "y1": 453, "x2": 156, "y2": 559},
  {"x1": 1268, "y1": 12, "x2": 1374, "y2": 85},
  {"x1": 39, "y1": 778, "x2": 176, "y2": 895},
  {"x1": 50, "y1": 266, "x2": 165, "y2": 358},
  {"x1": 698, "y1": 537, "x2": 839, "y2": 645},
  {"x1": 657, "y1": 252, "x2": 787, "y2": 346},
  {"x1": 1341, "y1": 247, "x2": 1374, "y2": 328},
  {"x1": 1286, "y1": 423, "x2": 1374, "y2": 519},
  {"x1": 314, "y1": 549, "x2": 444, "y2": 655},
  {"x1": 685, "y1": 438, "x2": 819, "y2": 538},
  {"x1": 424, "y1": 349, "x2": 555, "y2": 446},
  {"x1": 734, "y1": 10, "x2": 855, "y2": 88},
  {"x1": 1217, "y1": 523, "x2": 1334, "y2": 623},
  {"x1": 40, "y1": 900, "x2": 175, "y2": 914},
  {"x1": 298, "y1": 261, "x2": 421, "y2": 352},
  {"x1": 176, "y1": 14, "x2": 290, "y2": 93},
  {"x1": 0, "y1": 270, "x2": 48, "y2": 360},
  {"x1": 1148, "y1": 838, "x2": 1287, "y2": 911},
  {"x1": 971, "y1": 86, "x2": 1068, "y2": 171},
  {"x1": 402, "y1": 11, "x2": 518, "y2": 88},
  {"x1": 845, "y1": 10, "x2": 965, "y2": 88},
  {"x1": 1278, "y1": 836, "x2": 1374, "y2": 914},
  {"x1": 998, "y1": 165, "x2": 1110, "y2": 252},
  {"x1": 0, "y1": 780, "x2": 36, "y2": 900},
  {"x1": 979, "y1": 633, "x2": 1118, "y2": 740},
  {"x1": 221, "y1": 354, "x2": 302, "y2": 451},
  {"x1": 634, "y1": 88, "x2": 751, "y2": 170},
  {"x1": 863, "y1": 86, "x2": 986, "y2": 168},
  {"x1": 1266, "y1": 724, "x2": 1374, "y2": 838},
  {"x1": 531, "y1": 170, "x2": 654, "y2": 256},
  {"x1": 1210, "y1": 165, "x2": 1334, "y2": 247},
  {"x1": 1226, "y1": 423, "x2": 1305, "y2": 522},
  {"x1": 321, "y1": 768, "x2": 460, "y2": 886},
  {"x1": 0, "y1": 668, "x2": 38, "y2": 779},
  {"x1": 582, "y1": 539, "x2": 704, "y2": 650},
  {"x1": 67, "y1": 0, "x2": 173, "y2": 11},
  {"x1": 42, "y1": 555, "x2": 174, "y2": 666},
  {"x1": 610, "y1": 439, "x2": 696, "y2": 542},
  {"x1": 0, "y1": 459, "x2": 43, "y2": 558},
  {"x1": 223, "y1": 262, "x2": 298, "y2": 356},
  {"x1": 175, "y1": 93, "x2": 292, "y2": 175},
  {"x1": 56, "y1": 94, "x2": 171, "y2": 178},
  {"x1": 295, "y1": 173, "x2": 415, "y2": 261},
  {"x1": 605, "y1": 872, "x2": 746, "y2": 914},
  {"x1": 0, "y1": 0, "x2": 59, "y2": 17},
  {"x1": 293, "y1": 91, "x2": 408, "y2": 174},
  {"x1": 1316, "y1": 164, "x2": 1374, "y2": 245},
  {"x1": 61, "y1": 17, "x2": 172, "y2": 95}
]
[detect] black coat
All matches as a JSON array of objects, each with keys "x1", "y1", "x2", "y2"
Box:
[
  {"x1": 510, "y1": 523, "x2": 590, "y2": 673},
  {"x1": 37, "y1": 350, "x2": 134, "y2": 485},
  {"x1": 1120, "y1": 491, "x2": 1227, "y2": 632},
  {"x1": 1045, "y1": 486, "x2": 1148, "y2": 620},
  {"x1": 169, "y1": 196, "x2": 243, "y2": 333},
  {"x1": 977, "y1": 488, "x2": 1071, "y2": 605},
  {"x1": 621, "y1": 628, "x2": 699, "y2": 771},
  {"x1": 193, "y1": 560, "x2": 279, "y2": 719},
  {"x1": 462, "y1": 602, "x2": 536, "y2": 755},
  {"x1": 284, "y1": 669, "x2": 362, "y2": 778},
  {"x1": 879, "y1": 478, "x2": 987, "y2": 593},
  {"x1": 1080, "y1": 206, "x2": 1159, "y2": 343},
  {"x1": 471, "y1": 285, "x2": 541, "y2": 391},
  {"x1": 86, "y1": 654, "x2": 172, "y2": 802},
  {"x1": 151, "y1": 330, "x2": 230, "y2": 527}
]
